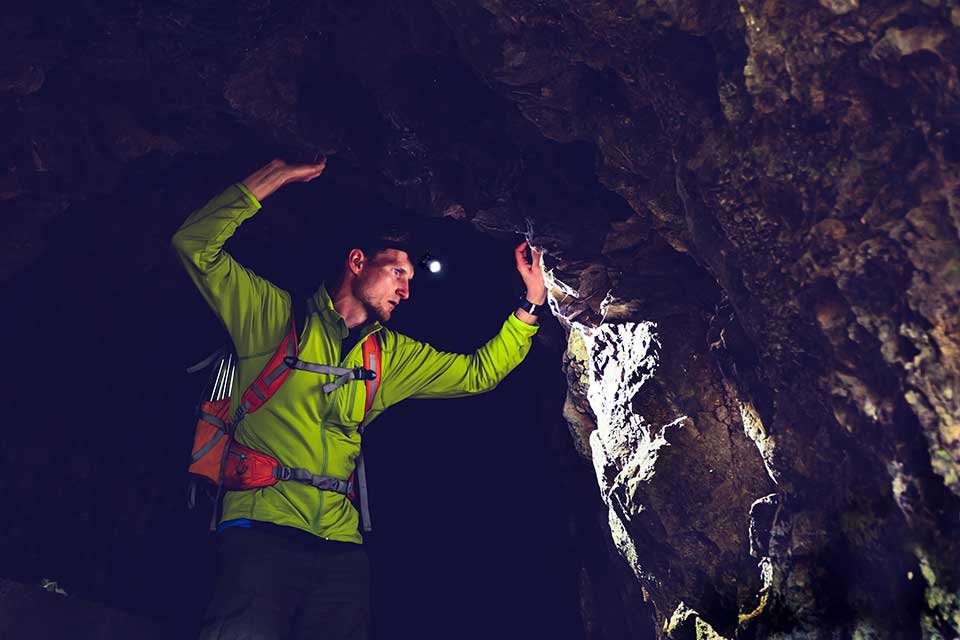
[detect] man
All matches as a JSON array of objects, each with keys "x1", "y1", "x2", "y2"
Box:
[{"x1": 172, "y1": 158, "x2": 547, "y2": 640}]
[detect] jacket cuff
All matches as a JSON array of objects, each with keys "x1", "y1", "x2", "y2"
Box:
[
  {"x1": 507, "y1": 310, "x2": 540, "y2": 335},
  {"x1": 234, "y1": 182, "x2": 262, "y2": 208}
]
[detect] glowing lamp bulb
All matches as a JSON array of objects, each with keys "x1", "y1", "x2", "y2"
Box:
[{"x1": 419, "y1": 252, "x2": 443, "y2": 274}]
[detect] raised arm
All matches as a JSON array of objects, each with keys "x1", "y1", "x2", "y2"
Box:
[{"x1": 170, "y1": 158, "x2": 326, "y2": 356}]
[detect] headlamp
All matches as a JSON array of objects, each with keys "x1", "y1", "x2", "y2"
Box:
[{"x1": 418, "y1": 252, "x2": 442, "y2": 274}]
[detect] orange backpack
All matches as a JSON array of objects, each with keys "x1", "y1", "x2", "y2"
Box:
[{"x1": 187, "y1": 304, "x2": 381, "y2": 530}]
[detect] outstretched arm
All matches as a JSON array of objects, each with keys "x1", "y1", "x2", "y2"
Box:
[{"x1": 378, "y1": 241, "x2": 547, "y2": 404}]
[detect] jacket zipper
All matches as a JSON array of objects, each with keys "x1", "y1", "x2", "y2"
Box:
[
  {"x1": 312, "y1": 328, "x2": 378, "y2": 533},
  {"x1": 313, "y1": 332, "x2": 346, "y2": 532},
  {"x1": 315, "y1": 400, "x2": 336, "y2": 531},
  {"x1": 341, "y1": 332, "x2": 366, "y2": 428}
]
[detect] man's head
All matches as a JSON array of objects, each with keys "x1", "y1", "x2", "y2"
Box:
[
  {"x1": 345, "y1": 246, "x2": 415, "y2": 323},
  {"x1": 336, "y1": 223, "x2": 417, "y2": 323}
]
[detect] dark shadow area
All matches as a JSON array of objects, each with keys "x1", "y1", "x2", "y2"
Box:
[{"x1": 0, "y1": 150, "x2": 585, "y2": 639}]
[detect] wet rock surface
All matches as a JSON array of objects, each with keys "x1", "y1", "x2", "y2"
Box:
[{"x1": 1, "y1": 1, "x2": 958, "y2": 638}]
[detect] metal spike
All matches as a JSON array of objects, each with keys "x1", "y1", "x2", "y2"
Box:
[
  {"x1": 226, "y1": 360, "x2": 236, "y2": 398},
  {"x1": 216, "y1": 354, "x2": 232, "y2": 401},
  {"x1": 222, "y1": 354, "x2": 234, "y2": 400},
  {"x1": 210, "y1": 358, "x2": 225, "y2": 402}
]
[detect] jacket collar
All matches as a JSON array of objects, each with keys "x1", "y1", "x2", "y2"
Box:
[{"x1": 313, "y1": 285, "x2": 382, "y2": 340}]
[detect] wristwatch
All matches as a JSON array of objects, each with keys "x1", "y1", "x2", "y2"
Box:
[{"x1": 519, "y1": 297, "x2": 544, "y2": 316}]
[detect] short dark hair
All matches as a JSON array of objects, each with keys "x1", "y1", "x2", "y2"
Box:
[
  {"x1": 324, "y1": 219, "x2": 417, "y2": 288},
  {"x1": 355, "y1": 221, "x2": 416, "y2": 258}
]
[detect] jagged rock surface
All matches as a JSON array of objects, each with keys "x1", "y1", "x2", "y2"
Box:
[{"x1": 1, "y1": 1, "x2": 958, "y2": 638}]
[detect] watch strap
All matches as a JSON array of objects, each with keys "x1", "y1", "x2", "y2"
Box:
[{"x1": 520, "y1": 298, "x2": 543, "y2": 315}]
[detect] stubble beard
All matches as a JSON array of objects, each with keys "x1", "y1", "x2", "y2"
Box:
[
  {"x1": 354, "y1": 278, "x2": 391, "y2": 324},
  {"x1": 369, "y1": 301, "x2": 390, "y2": 323}
]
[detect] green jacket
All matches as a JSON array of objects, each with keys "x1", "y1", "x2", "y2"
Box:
[{"x1": 172, "y1": 183, "x2": 538, "y2": 543}]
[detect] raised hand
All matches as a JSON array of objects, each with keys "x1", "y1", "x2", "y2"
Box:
[
  {"x1": 514, "y1": 241, "x2": 546, "y2": 305},
  {"x1": 242, "y1": 157, "x2": 327, "y2": 202}
]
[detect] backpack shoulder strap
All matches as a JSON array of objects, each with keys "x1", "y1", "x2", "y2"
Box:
[
  {"x1": 361, "y1": 332, "x2": 382, "y2": 417},
  {"x1": 234, "y1": 301, "x2": 301, "y2": 421},
  {"x1": 356, "y1": 332, "x2": 382, "y2": 533}
]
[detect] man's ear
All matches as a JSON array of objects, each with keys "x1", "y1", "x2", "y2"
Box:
[{"x1": 348, "y1": 248, "x2": 365, "y2": 275}]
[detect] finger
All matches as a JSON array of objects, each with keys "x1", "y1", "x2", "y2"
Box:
[
  {"x1": 305, "y1": 161, "x2": 326, "y2": 182},
  {"x1": 292, "y1": 159, "x2": 327, "y2": 182},
  {"x1": 514, "y1": 241, "x2": 530, "y2": 269},
  {"x1": 307, "y1": 157, "x2": 327, "y2": 174}
]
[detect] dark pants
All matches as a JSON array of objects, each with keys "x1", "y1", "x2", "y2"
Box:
[{"x1": 198, "y1": 526, "x2": 371, "y2": 640}]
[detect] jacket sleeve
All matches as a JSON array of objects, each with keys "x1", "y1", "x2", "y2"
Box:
[
  {"x1": 170, "y1": 183, "x2": 290, "y2": 357},
  {"x1": 382, "y1": 313, "x2": 538, "y2": 402}
]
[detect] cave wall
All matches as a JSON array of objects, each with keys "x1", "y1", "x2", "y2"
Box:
[
  {"x1": 1, "y1": 1, "x2": 959, "y2": 638},
  {"x1": 432, "y1": 1, "x2": 960, "y2": 636}
]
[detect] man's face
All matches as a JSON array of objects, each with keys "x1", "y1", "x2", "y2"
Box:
[{"x1": 353, "y1": 248, "x2": 415, "y2": 323}]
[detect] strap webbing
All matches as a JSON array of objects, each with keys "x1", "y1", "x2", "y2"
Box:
[
  {"x1": 356, "y1": 454, "x2": 372, "y2": 532},
  {"x1": 283, "y1": 357, "x2": 377, "y2": 394},
  {"x1": 262, "y1": 360, "x2": 290, "y2": 387},
  {"x1": 283, "y1": 359, "x2": 354, "y2": 376},
  {"x1": 191, "y1": 429, "x2": 225, "y2": 463},
  {"x1": 200, "y1": 412, "x2": 228, "y2": 430},
  {"x1": 186, "y1": 347, "x2": 228, "y2": 374},
  {"x1": 274, "y1": 466, "x2": 353, "y2": 495},
  {"x1": 232, "y1": 401, "x2": 250, "y2": 426}
]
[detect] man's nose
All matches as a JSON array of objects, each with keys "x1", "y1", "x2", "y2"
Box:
[{"x1": 397, "y1": 284, "x2": 409, "y2": 300}]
